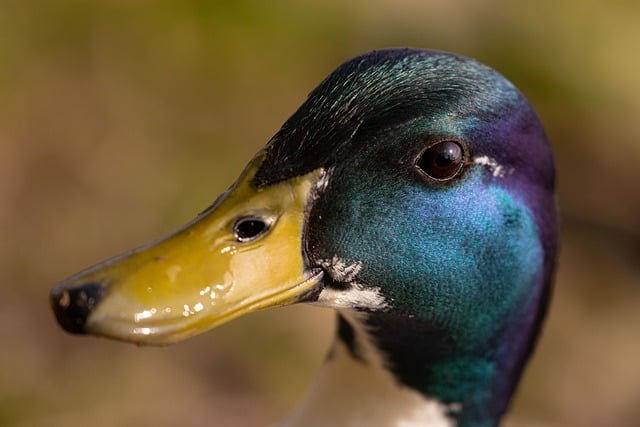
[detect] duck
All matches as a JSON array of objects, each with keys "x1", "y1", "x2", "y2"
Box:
[{"x1": 50, "y1": 48, "x2": 558, "y2": 427}]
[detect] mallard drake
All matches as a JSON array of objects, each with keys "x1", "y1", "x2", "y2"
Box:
[{"x1": 50, "y1": 48, "x2": 558, "y2": 427}]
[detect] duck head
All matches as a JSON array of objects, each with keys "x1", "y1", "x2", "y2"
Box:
[{"x1": 51, "y1": 49, "x2": 557, "y2": 426}]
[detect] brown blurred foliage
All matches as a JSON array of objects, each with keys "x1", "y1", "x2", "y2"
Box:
[{"x1": 1, "y1": 1, "x2": 639, "y2": 426}]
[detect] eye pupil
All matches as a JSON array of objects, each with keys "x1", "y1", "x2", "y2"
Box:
[
  {"x1": 417, "y1": 140, "x2": 464, "y2": 180},
  {"x1": 234, "y1": 217, "x2": 269, "y2": 242}
]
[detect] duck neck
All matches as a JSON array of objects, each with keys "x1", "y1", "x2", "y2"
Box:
[
  {"x1": 281, "y1": 312, "x2": 458, "y2": 427},
  {"x1": 363, "y1": 310, "x2": 536, "y2": 427},
  {"x1": 283, "y1": 310, "x2": 531, "y2": 427}
]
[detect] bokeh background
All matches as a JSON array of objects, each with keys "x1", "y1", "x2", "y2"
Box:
[{"x1": 1, "y1": 1, "x2": 639, "y2": 426}]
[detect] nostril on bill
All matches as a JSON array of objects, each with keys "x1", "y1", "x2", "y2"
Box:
[{"x1": 50, "y1": 281, "x2": 106, "y2": 334}]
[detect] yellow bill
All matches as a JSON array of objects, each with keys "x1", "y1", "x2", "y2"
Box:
[{"x1": 50, "y1": 155, "x2": 325, "y2": 345}]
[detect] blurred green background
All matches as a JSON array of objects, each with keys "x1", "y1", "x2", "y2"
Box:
[{"x1": 1, "y1": 1, "x2": 639, "y2": 426}]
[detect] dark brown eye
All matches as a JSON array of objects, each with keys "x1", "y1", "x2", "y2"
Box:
[
  {"x1": 234, "y1": 216, "x2": 270, "y2": 242},
  {"x1": 416, "y1": 140, "x2": 465, "y2": 180}
]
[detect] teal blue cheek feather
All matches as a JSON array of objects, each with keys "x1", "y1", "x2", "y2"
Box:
[
  {"x1": 312, "y1": 168, "x2": 542, "y2": 345},
  {"x1": 371, "y1": 175, "x2": 539, "y2": 338},
  {"x1": 310, "y1": 166, "x2": 544, "y2": 426}
]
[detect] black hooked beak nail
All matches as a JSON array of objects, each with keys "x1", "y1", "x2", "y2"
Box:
[{"x1": 50, "y1": 281, "x2": 106, "y2": 334}]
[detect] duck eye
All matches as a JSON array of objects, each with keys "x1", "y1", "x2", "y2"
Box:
[
  {"x1": 416, "y1": 140, "x2": 465, "y2": 180},
  {"x1": 234, "y1": 216, "x2": 270, "y2": 242}
]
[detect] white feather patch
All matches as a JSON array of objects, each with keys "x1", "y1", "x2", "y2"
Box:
[
  {"x1": 315, "y1": 283, "x2": 388, "y2": 310},
  {"x1": 320, "y1": 255, "x2": 363, "y2": 282},
  {"x1": 314, "y1": 256, "x2": 388, "y2": 310},
  {"x1": 473, "y1": 155, "x2": 513, "y2": 178}
]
